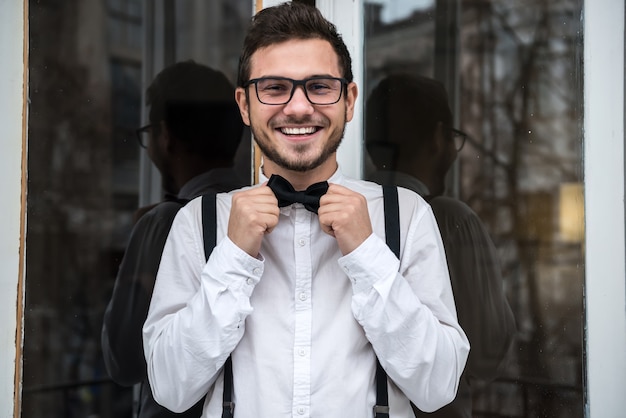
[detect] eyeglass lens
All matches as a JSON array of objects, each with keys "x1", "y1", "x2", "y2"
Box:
[{"x1": 254, "y1": 77, "x2": 343, "y2": 105}]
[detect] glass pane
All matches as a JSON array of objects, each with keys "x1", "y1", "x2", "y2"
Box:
[
  {"x1": 23, "y1": 0, "x2": 252, "y2": 416},
  {"x1": 364, "y1": 0, "x2": 584, "y2": 417}
]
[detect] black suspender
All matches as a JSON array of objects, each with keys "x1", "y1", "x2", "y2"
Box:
[
  {"x1": 382, "y1": 184, "x2": 401, "y2": 257},
  {"x1": 375, "y1": 185, "x2": 400, "y2": 418},
  {"x1": 203, "y1": 186, "x2": 400, "y2": 418},
  {"x1": 201, "y1": 194, "x2": 235, "y2": 417},
  {"x1": 202, "y1": 193, "x2": 217, "y2": 259}
]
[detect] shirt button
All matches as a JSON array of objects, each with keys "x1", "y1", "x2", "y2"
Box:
[
  {"x1": 298, "y1": 292, "x2": 307, "y2": 301},
  {"x1": 252, "y1": 267, "x2": 261, "y2": 276},
  {"x1": 298, "y1": 238, "x2": 306, "y2": 247},
  {"x1": 246, "y1": 278, "x2": 255, "y2": 285},
  {"x1": 298, "y1": 348, "x2": 306, "y2": 356},
  {"x1": 297, "y1": 407, "x2": 305, "y2": 415}
]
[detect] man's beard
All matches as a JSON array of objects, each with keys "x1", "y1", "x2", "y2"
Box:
[{"x1": 251, "y1": 113, "x2": 346, "y2": 172}]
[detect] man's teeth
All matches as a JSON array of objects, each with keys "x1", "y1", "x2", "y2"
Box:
[{"x1": 281, "y1": 127, "x2": 316, "y2": 135}]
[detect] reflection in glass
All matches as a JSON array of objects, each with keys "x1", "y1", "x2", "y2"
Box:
[
  {"x1": 101, "y1": 61, "x2": 247, "y2": 417},
  {"x1": 364, "y1": 0, "x2": 584, "y2": 416},
  {"x1": 23, "y1": 1, "x2": 252, "y2": 416},
  {"x1": 365, "y1": 71, "x2": 517, "y2": 418}
]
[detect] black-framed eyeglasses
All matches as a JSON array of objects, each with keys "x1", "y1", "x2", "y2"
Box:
[
  {"x1": 135, "y1": 124, "x2": 153, "y2": 148},
  {"x1": 451, "y1": 128, "x2": 467, "y2": 152},
  {"x1": 243, "y1": 76, "x2": 348, "y2": 105}
]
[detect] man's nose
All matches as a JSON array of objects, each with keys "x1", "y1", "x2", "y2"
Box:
[{"x1": 283, "y1": 85, "x2": 314, "y2": 114}]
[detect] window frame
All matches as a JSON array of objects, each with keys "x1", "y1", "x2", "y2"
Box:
[
  {"x1": 1, "y1": 0, "x2": 26, "y2": 415},
  {"x1": 583, "y1": 0, "x2": 626, "y2": 415}
]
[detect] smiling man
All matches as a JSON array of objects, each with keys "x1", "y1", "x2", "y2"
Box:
[
  {"x1": 236, "y1": 38, "x2": 353, "y2": 180},
  {"x1": 142, "y1": 3, "x2": 469, "y2": 418}
]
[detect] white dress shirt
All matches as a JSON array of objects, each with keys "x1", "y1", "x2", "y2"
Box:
[{"x1": 143, "y1": 169, "x2": 469, "y2": 418}]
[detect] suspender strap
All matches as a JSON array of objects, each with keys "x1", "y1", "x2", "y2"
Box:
[
  {"x1": 202, "y1": 194, "x2": 234, "y2": 418},
  {"x1": 382, "y1": 184, "x2": 400, "y2": 257},
  {"x1": 375, "y1": 185, "x2": 400, "y2": 418},
  {"x1": 202, "y1": 193, "x2": 217, "y2": 261},
  {"x1": 374, "y1": 360, "x2": 390, "y2": 418},
  {"x1": 222, "y1": 356, "x2": 234, "y2": 418}
]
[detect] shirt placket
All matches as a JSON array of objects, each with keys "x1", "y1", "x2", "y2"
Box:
[{"x1": 292, "y1": 207, "x2": 313, "y2": 417}]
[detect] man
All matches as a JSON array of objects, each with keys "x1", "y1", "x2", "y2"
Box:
[
  {"x1": 101, "y1": 60, "x2": 247, "y2": 417},
  {"x1": 366, "y1": 73, "x2": 517, "y2": 417},
  {"x1": 143, "y1": 3, "x2": 469, "y2": 417}
]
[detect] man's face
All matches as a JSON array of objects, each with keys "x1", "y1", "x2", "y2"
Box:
[{"x1": 235, "y1": 38, "x2": 357, "y2": 175}]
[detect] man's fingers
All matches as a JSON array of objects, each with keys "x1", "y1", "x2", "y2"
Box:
[
  {"x1": 228, "y1": 185, "x2": 280, "y2": 256},
  {"x1": 317, "y1": 184, "x2": 372, "y2": 255}
]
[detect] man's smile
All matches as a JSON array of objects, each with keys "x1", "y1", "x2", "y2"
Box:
[{"x1": 280, "y1": 126, "x2": 319, "y2": 135}]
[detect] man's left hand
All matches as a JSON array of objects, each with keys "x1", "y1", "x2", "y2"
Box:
[{"x1": 318, "y1": 184, "x2": 373, "y2": 255}]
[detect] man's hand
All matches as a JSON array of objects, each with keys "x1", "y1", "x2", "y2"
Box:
[
  {"x1": 318, "y1": 184, "x2": 373, "y2": 255},
  {"x1": 228, "y1": 185, "x2": 280, "y2": 257}
]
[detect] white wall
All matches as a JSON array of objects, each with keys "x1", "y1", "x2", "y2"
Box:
[{"x1": 0, "y1": 1, "x2": 25, "y2": 416}]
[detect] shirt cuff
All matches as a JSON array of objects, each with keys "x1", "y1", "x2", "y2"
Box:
[
  {"x1": 338, "y1": 233, "x2": 400, "y2": 295},
  {"x1": 205, "y1": 237, "x2": 264, "y2": 297}
]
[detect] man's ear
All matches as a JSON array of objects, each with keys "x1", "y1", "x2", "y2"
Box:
[
  {"x1": 345, "y1": 82, "x2": 358, "y2": 122},
  {"x1": 235, "y1": 87, "x2": 251, "y2": 126}
]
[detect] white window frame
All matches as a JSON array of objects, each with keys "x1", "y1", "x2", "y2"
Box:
[
  {"x1": 583, "y1": 1, "x2": 626, "y2": 416},
  {"x1": 1, "y1": 1, "x2": 25, "y2": 416}
]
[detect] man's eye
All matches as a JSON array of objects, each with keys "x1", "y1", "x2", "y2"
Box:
[
  {"x1": 260, "y1": 83, "x2": 289, "y2": 92},
  {"x1": 309, "y1": 83, "x2": 331, "y2": 91}
]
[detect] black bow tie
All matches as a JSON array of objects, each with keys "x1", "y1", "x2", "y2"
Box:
[{"x1": 267, "y1": 174, "x2": 329, "y2": 214}]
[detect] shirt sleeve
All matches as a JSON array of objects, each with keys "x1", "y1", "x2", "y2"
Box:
[
  {"x1": 142, "y1": 200, "x2": 264, "y2": 413},
  {"x1": 339, "y1": 198, "x2": 470, "y2": 413}
]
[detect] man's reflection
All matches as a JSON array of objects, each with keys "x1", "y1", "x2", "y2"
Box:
[
  {"x1": 101, "y1": 60, "x2": 247, "y2": 417},
  {"x1": 365, "y1": 73, "x2": 517, "y2": 417}
]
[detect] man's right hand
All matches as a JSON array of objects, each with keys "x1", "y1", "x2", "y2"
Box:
[{"x1": 228, "y1": 184, "x2": 280, "y2": 257}]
